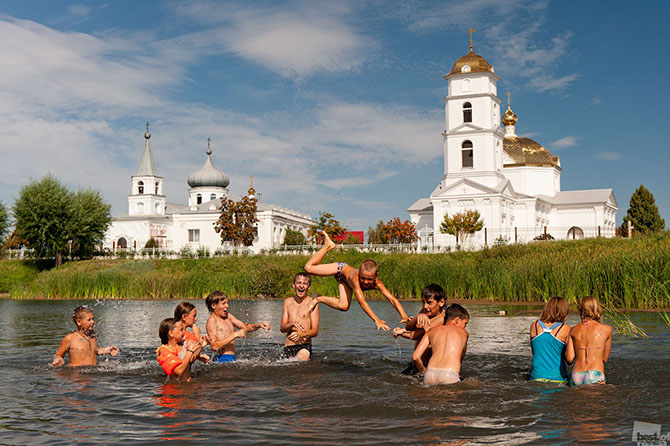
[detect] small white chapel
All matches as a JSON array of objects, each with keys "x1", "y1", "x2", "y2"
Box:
[
  {"x1": 104, "y1": 127, "x2": 314, "y2": 254},
  {"x1": 408, "y1": 36, "x2": 617, "y2": 248}
]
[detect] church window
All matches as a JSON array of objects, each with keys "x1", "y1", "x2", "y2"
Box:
[
  {"x1": 155, "y1": 182, "x2": 159, "y2": 194},
  {"x1": 463, "y1": 102, "x2": 472, "y2": 123},
  {"x1": 461, "y1": 140, "x2": 473, "y2": 168},
  {"x1": 196, "y1": 194, "x2": 202, "y2": 205},
  {"x1": 463, "y1": 79, "x2": 471, "y2": 92},
  {"x1": 188, "y1": 229, "x2": 200, "y2": 243},
  {"x1": 567, "y1": 226, "x2": 584, "y2": 240},
  {"x1": 210, "y1": 194, "x2": 217, "y2": 201},
  {"x1": 155, "y1": 203, "x2": 161, "y2": 214},
  {"x1": 117, "y1": 237, "x2": 127, "y2": 249},
  {"x1": 137, "y1": 202, "x2": 144, "y2": 214},
  {"x1": 138, "y1": 181, "x2": 144, "y2": 194}
]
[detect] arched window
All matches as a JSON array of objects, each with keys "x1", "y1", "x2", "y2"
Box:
[
  {"x1": 463, "y1": 102, "x2": 472, "y2": 123},
  {"x1": 155, "y1": 182, "x2": 159, "y2": 194},
  {"x1": 461, "y1": 140, "x2": 473, "y2": 168},
  {"x1": 196, "y1": 194, "x2": 202, "y2": 205},
  {"x1": 567, "y1": 226, "x2": 584, "y2": 240},
  {"x1": 117, "y1": 237, "x2": 127, "y2": 249},
  {"x1": 138, "y1": 181, "x2": 144, "y2": 194},
  {"x1": 210, "y1": 194, "x2": 217, "y2": 201}
]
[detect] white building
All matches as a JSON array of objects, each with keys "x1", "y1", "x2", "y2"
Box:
[
  {"x1": 408, "y1": 43, "x2": 617, "y2": 248},
  {"x1": 104, "y1": 128, "x2": 314, "y2": 254}
]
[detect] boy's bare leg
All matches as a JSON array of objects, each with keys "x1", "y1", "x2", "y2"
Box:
[
  {"x1": 304, "y1": 231, "x2": 341, "y2": 276},
  {"x1": 309, "y1": 282, "x2": 352, "y2": 312}
]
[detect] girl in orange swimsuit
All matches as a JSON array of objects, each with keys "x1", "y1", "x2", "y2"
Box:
[{"x1": 157, "y1": 318, "x2": 205, "y2": 382}]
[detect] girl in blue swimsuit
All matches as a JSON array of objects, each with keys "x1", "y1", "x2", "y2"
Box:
[{"x1": 529, "y1": 296, "x2": 570, "y2": 383}]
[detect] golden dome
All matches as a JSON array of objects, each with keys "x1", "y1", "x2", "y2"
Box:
[
  {"x1": 503, "y1": 137, "x2": 560, "y2": 168},
  {"x1": 445, "y1": 48, "x2": 494, "y2": 78},
  {"x1": 502, "y1": 106, "x2": 518, "y2": 126}
]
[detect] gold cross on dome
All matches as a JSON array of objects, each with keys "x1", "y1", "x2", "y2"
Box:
[
  {"x1": 145, "y1": 121, "x2": 149, "y2": 132},
  {"x1": 506, "y1": 91, "x2": 511, "y2": 108},
  {"x1": 249, "y1": 175, "x2": 253, "y2": 186},
  {"x1": 467, "y1": 27, "x2": 476, "y2": 49}
]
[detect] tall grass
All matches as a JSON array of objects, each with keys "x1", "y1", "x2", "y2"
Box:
[{"x1": 6, "y1": 233, "x2": 670, "y2": 308}]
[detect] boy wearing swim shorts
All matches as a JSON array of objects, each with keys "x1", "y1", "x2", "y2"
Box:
[
  {"x1": 205, "y1": 290, "x2": 270, "y2": 363},
  {"x1": 305, "y1": 231, "x2": 409, "y2": 330},
  {"x1": 413, "y1": 304, "x2": 469, "y2": 385},
  {"x1": 280, "y1": 272, "x2": 320, "y2": 360},
  {"x1": 51, "y1": 306, "x2": 119, "y2": 367}
]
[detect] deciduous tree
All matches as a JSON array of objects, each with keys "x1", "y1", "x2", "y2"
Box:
[
  {"x1": 308, "y1": 212, "x2": 346, "y2": 244},
  {"x1": 214, "y1": 195, "x2": 259, "y2": 246},
  {"x1": 439, "y1": 210, "x2": 484, "y2": 246},
  {"x1": 282, "y1": 228, "x2": 306, "y2": 246},
  {"x1": 13, "y1": 175, "x2": 112, "y2": 266},
  {"x1": 381, "y1": 217, "x2": 418, "y2": 244},
  {"x1": 0, "y1": 200, "x2": 9, "y2": 245},
  {"x1": 367, "y1": 220, "x2": 385, "y2": 244},
  {"x1": 623, "y1": 185, "x2": 665, "y2": 235}
]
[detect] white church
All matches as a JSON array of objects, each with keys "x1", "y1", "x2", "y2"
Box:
[
  {"x1": 408, "y1": 40, "x2": 617, "y2": 248},
  {"x1": 104, "y1": 128, "x2": 314, "y2": 254}
]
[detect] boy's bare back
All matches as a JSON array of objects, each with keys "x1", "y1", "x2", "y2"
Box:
[{"x1": 425, "y1": 323, "x2": 468, "y2": 373}]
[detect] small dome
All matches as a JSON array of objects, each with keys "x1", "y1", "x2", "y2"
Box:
[
  {"x1": 445, "y1": 48, "x2": 494, "y2": 78},
  {"x1": 502, "y1": 106, "x2": 518, "y2": 126},
  {"x1": 503, "y1": 137, "x2": 559, "y2": 168},
  {"x1": 187, "y1": 145, "x2": 230, "y2": 188}
]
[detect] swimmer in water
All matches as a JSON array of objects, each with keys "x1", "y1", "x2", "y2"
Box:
[
  {"x1": 156, "y1": 318, "x2": 206, "y2": 382},
  {"x1": 413, "y1": 304, "x2": 469, "y2": 386},
  {"x1": 305, "y1": 231, "x2": 409, "y2": 330},
  {"x1": 205, "y1": 291, "x2": 270, "y2": 363},
  {"x1": 174, "y1": 302, "x2": 210, "y2": 364},
  {"x1": 51, "y1": 306, "x2": 119, "y2": 367},
  {"x1": 280, "y1": 272, "x2": 319, "y2": 361}
]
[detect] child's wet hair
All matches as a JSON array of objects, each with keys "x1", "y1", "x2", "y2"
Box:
[
  {"x1": 579, "y1": 296, "x2": 602, "y2": 322},
  {"x1": 421, "y1": 284, "x2": 446, "y2": 305},
  {"x1": 445, "y1": 304, "x2": 469, "y2": 323},
  {"x1": 174, "y1": 302, "x2": 196, "y2": 321},
  {"x1": 159, "y1": 318, "x2": 178, "y2": 344},
  {"x1": 360, "y1": 259, "x2": 378, "y2": 274},
  {"x1": 294, "y1": 272, "x2": 311, "y2": 285},
  {"x1": 205, "y1": 290, "x2": 229, "y2": 313},
  {"x1": 540, "y1": 296, "x2": 569, "y2": 323},
  {"x1": 72, "y1": 305, "x2": 93, "y2": 323}
]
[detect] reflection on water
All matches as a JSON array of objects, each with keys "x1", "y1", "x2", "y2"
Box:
[{"x1": 0, "y1": 299, "x2": 668, "y2": 445}]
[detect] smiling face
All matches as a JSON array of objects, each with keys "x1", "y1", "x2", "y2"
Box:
[
  {"x1": 293, "y1": 276, "x2": 311, "y2": 299},
  {"x1": 75, "y1": 311, "x2": 95, "y2": 333},
  {"x1": 358, "y1": 270, "x2": 377, "y2": 290},
  {"x1": 182, "y1": 308, "x2": 197, "y2": 327},
  {"x1": 213, "y1": 298, "x2": 229, "y2": 319},
  {"x1": 422, "y1": 296, "x2": 445, "y2": 317},
  {"x1": 169, "y1": 320, "x2": 185, "y2": 344}
]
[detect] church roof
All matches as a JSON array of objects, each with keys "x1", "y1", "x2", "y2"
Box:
[
  {"x1": 187, "y1": 141, "x2": 230, "y2": 189},
  {"x1": 135, "y1": 131, "x2": 159, "y2": 177},
  {"x1": 538, "y1": 189, "x2": 616, "y2": 206},
  {"x1": 503, "y1": 137, "x2": 560, "y2": 168},
  {"x1": 445, "y1": 47, "x2": 495, "y2": 78},
  {"x1": 408, "y1": 198, "x2": 433, "y2": 212}
]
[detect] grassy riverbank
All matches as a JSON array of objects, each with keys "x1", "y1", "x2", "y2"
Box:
[{"x1": 2, "y1": 233, "x2": 670, "y2": 308}]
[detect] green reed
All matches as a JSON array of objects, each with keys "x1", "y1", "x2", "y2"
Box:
[{"x1": 5, "y1": 232, "x2": 670, "y2": 308}]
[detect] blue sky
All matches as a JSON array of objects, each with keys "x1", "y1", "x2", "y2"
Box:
[{"x1": 0, "y1": 0, "x2": 668, "y2": 231}]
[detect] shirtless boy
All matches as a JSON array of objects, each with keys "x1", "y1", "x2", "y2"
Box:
[
  {"x1": 393, "y1": 284, "x2": 447, "y2": 374},
  {"x1": 305, "y1": 231, "x2": 409, "y2": 330},
  {"x1": 205, "y1": 290, "x2": 270, "y2": 363},
  {"x1": 565, "y1": 296, "x2": 612, "y2": 386},
  {"x1": 280, "y1": 272, "x2": 320, "y2": 361},
  {"x1": 51, "y1": 306, "x2": 119, "y2": 367},
  {"x1": 413, "y1": 304, "x2": 469, "y2": 385}
]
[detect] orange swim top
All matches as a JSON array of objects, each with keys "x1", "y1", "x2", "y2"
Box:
[
  {"x1": 156, "y1": 345, "x2": 183, "y2": 376},
  {"x1": 183, "y1": 330, "x2": 198, "y2": 343}
]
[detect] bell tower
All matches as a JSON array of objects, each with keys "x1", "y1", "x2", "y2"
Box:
[{"x1": 128, "y1": 123, "x2": 166, "y2": 216}]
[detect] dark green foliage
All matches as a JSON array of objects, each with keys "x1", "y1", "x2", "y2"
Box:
[
  {"x1": 282, "y1": 228, "x2": 306, "y2": 246},
  {"x1": 623, "y1": 185, "x2": 665, "y2": 235},
  {"x1": 144, "y1": 238, "x2": 159, "y2": 249},
  {"x1": 0, "y1": 201, "x2": 9, "y2": 244},
  {"x1": 367, "y1": 220, "x2": 385, "y2": 244}
]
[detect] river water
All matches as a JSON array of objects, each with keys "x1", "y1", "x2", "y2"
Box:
[{"x1": 0, "y1": 299, "x2": 668, "y2": 445}]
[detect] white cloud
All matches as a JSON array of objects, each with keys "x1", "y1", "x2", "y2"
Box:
[
  {"x1": 551, "y1": 136, "x2": 578, "y2": 149},
  {"x1": 597, "y1": 152, "x2": 623, "y2": 161},
  {"x1": 587, "y1": 98, "x2": 602, "y2": 107}
]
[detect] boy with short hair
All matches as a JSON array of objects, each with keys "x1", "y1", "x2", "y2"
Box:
[
  {"x1": 205, "y1": 290, "x2": 270, "y2": 363},
  {"x1": 51, "y1": 306, "x2": 119, "y2": 367},
  {"x1": 412, "y1": 304, "x2": 470, "y2": 385},
  {"x1": 393, "y1": 284, "x2": 447, "y2": 373},
  {"x1": 156, "y1": 318, "x2": 205, "y2": 382},
  {"x1": 280, "y1": 272, "x2": 320, "y2": 361},
  {"x1": 305, "y1": 231, "x2": 409, "y2": 330}
]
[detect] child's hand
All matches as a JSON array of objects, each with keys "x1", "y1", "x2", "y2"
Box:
[
  {"x1": 198, "y1": 354, "x2": 211, "y2": 364},
  {"x1": 184, "y1": 339, "x2": 201, "y2": 354},
  {"x1": 107, "y1": 346, "x2": 120, "y2": 356},
  {"x1": 260, "y1": 321, "x2": 271, "y2": 331},
  {"x1": 235, "y1": 329, "x2": 247, "y2": 339},
  {"x1": 288, "y1": 331, "x2": 304, "y2": 342},
  {"x1": 375, "y1": 320, "x2": 390, "y2": 331},
  {"x1": 292, "y1": 322, "x2": 306, "y2": 332},
  {"x1": 416, "y1": 313, "x2": 432, "y2": 329},
  {"x1": 51, "y1": 355, "x2": 65, "y2": 367},
  {"x1": 392, "y1": 327, "x2": 405, "y2": 338},
  {"x1": 199, "y1": 335, "x2": 209, "y2": 347}
]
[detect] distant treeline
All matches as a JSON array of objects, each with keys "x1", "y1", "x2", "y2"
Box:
[{"x1": 2, "y1": 233, "x2": 670, "y2": 309}]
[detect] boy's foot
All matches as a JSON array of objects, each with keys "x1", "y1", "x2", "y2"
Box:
[{"x1": 320, "y1": 230, "x2": 337, "y2": 251}]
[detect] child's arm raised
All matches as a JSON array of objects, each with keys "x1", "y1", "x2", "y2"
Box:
[
  {"x1": 352, "y1": 280, "x2": 390, "y2": 330},
  {"x1": 231, "y1": 314, "x2": 270, "y2": 333},
  {"x1": 96, "y1": 345, "x2": 120, "y2": 356},
  {"x1": 51, "y1": 334, "x2": 72, "y2": 367},
  {"x1": 412, "y1": 333, "x2": 431, "y2": 374},
  {"x1": 375, "y1": 278, "x2": 409, "y2": 322}
]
